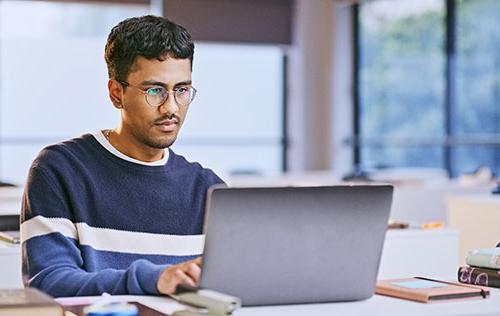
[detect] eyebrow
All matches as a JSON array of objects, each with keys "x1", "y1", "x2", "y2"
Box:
[{"x1": 139, "y1": 80, "x2": 192, "y2": 88}]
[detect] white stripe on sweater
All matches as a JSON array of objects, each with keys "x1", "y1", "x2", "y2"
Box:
[
  {"x1": 21, "y1": 215, "x2": 205, "y2": 256},
  {"x1": 21, "y1": 216, "x2": 78, "y2": 241}
]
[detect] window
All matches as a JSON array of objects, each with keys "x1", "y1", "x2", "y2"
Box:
[
  {"x1": 453, "y1": 0, "x2": 500, "y2": 175},
  {"x1": 356, "y1": 0, "x2": 446, "y2": 170},
  {"x1": 356, "y1": 0, "x2": 500, "y2": 176}
]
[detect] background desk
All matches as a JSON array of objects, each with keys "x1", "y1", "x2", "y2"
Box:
[
  {"x1": 447, "y1": 194, "x2": 500, "y2": 264},
  {"x1": 0, "y1": 186, "x2": 23, "y2": 288},
  {"x1": 379, "y1": 228, "x2": 459, "y2": 280},
  {"x1": 58, "y1": 289, "x2": 500, "y2": 316},
  {"x1": 0, "y1": 240, "x2": 21, "y2": 288}
]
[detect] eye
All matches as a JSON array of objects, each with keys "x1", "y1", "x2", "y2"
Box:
[
  {"x1": 146, "y1": 87, "x2": 163, "y2": 96},
  {"x1": 175, "y1": 86, "x2": 189, "y2": 94}
]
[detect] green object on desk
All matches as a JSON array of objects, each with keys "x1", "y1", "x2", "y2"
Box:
[
  {"x1": 466, "y1": 247, "x2": 500, "y2": 270},
  {"x1": 392, "y1": 279, "x2": 447, "y2": 289},
  {"x1": 170, "y1": 285, "x2": 241, "y2": 316}
]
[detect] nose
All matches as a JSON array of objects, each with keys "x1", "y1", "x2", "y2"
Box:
[{"x1": 158, "y1": 92, "x2": 179, "y2": 115}]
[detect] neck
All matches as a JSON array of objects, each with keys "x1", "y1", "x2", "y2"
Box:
[{"x1": 106, "y1": 128, "x2": 164, "y2": 162}]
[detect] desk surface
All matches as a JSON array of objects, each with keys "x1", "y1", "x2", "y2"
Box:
[{"x1": 57, "y1": 288, "x2": 500, "y2": 316}]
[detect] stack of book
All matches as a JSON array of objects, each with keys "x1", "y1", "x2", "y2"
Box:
[
  {"x1": 458, "y1": 246, "x2": 500, "y2": 288},
  {"x1": 0, "y1": 288, "x2": 63, "y2": 316}
]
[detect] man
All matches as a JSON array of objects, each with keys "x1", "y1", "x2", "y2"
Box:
[{"x1": 21, "y1": 15, "x2": 224, "y2": 297}]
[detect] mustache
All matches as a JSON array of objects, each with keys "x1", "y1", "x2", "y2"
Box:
[{"x1": 154, "y1": 113, "x2": 181, "y2": 124}]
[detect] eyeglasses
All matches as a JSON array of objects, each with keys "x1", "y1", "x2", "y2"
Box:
[{"x1": 117, "y1": 80, "x2": 197, "y2": 107}]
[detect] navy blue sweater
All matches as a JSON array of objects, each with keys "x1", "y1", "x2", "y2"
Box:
[{"x1": 21, "y1": 134, "x2": 223, "y2": 297}]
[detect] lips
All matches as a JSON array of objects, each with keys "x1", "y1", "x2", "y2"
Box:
[{"x1": 155, "y1": 119, "x2": 178, "y2": 133}]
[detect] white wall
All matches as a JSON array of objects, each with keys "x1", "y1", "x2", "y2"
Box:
[{"x1": 0, "y1": 2, "x2": 285, "y2": 184}]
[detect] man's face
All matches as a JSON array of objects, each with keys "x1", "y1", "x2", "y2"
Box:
[{"x1": 120, "y1": 56, "x2": 192, "y2": 149}]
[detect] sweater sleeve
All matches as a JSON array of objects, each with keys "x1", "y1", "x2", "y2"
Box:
[{"x1": 21, "y1": 164, "x2": 169, "y2": 297}]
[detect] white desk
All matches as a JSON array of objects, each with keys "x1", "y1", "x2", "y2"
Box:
[
  {"x1": 0, "y1": 240, "x2": 22, "y2": 289},
  {"x1": 57, "y1": 289, "x2": 500, "y2": 316},
  {"x1": 0, "y1": 186, "x2": 22, "y2": 288},
  {"x1": 0, "y1": 186, "x2": 23, "y2": 216},
  {"x1": 379, "y1": 228, "x2": 459, "y2": 280},
  {"x1": 390, "y1": 182, "x2": 492, "y2": 223}
]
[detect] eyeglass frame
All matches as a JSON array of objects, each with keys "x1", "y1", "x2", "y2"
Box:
[{"x1": 116, "y1": 79, "x2": 197, "y2": 107}]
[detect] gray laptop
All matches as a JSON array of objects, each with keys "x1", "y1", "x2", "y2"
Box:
[{"x1": 199, "y1": 185, "x2": 393, "y2": 306}]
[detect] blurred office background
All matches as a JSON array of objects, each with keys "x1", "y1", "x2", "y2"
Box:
[
  {"x1": 2, "y1": 0, "x2": 500, "y2": 287},
  {"x1": 0, "y1": 0, "x2": 499, "y2": 185}
]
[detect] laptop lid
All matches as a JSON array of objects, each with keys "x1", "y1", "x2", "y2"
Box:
[{"x1": 199, "y1": 185, "x2": 393, "y2": 306}]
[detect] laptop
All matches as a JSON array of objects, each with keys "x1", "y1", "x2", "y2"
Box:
[{"x1": 199, "y1": 184, "x2": 393, "y2": 306}]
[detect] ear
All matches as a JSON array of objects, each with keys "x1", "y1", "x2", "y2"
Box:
[{"x1": 108, "y1": 79, "x2": 123, "y2": 109}]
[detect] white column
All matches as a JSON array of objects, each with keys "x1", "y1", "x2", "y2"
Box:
[{"x1": 288, "y1": 0, "x2": 354, "y2": 176}]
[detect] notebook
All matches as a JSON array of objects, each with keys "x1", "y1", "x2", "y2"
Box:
[
  {"x1": 199, "y1": 185, "x2": 393, "y2": 306},
  {"x1": 376, "y1": 277, "x2": 490, "y2": 303}
]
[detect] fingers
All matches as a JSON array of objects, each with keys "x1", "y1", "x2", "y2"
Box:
[
  {"x1": 192, "y1": 256, "x2": 202, "y2": 266},
  {"x1": 184, "y1": 261, "x2": 201, "y2": 284},
  {"x1": 158, "y1": 267, "x2": 193, "y2": 295},
  {"x1": 157, "y1": 258, "x2": 203, "y2": 295},
  {"x1": 174, "y1": 268, "x2": 197, "y2": 287}
]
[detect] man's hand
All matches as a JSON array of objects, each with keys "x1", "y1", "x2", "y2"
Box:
[{"x1": 157, "y1": 257, "x2": 202, "y2": 295}]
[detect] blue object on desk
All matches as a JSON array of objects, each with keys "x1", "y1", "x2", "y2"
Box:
[
  {"x1": 84, "y1": 302, "x2": 138, "y2": 316},
  {"x1": 492, "y1": 183, "x2": 500, "y2": 194},
  {"x1": 391, "y1": 279, "x2": 447, "y2": 289}
]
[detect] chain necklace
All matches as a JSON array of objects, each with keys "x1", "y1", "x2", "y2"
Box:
[
  {"x1": 104, "y1": 129, "x2": 112, "y2": 141},
  {"x1": 104, "y1": 129, "x2": 166, "y2": 160}
]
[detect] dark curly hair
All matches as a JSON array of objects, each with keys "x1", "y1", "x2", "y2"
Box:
[{"x1": 104, "y1": 15, "x2": 194, "y2": 80}]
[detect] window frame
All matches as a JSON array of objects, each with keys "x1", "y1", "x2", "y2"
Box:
[{"x1": 353, "y1": 0, "x2": 500, "y2": 177}]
